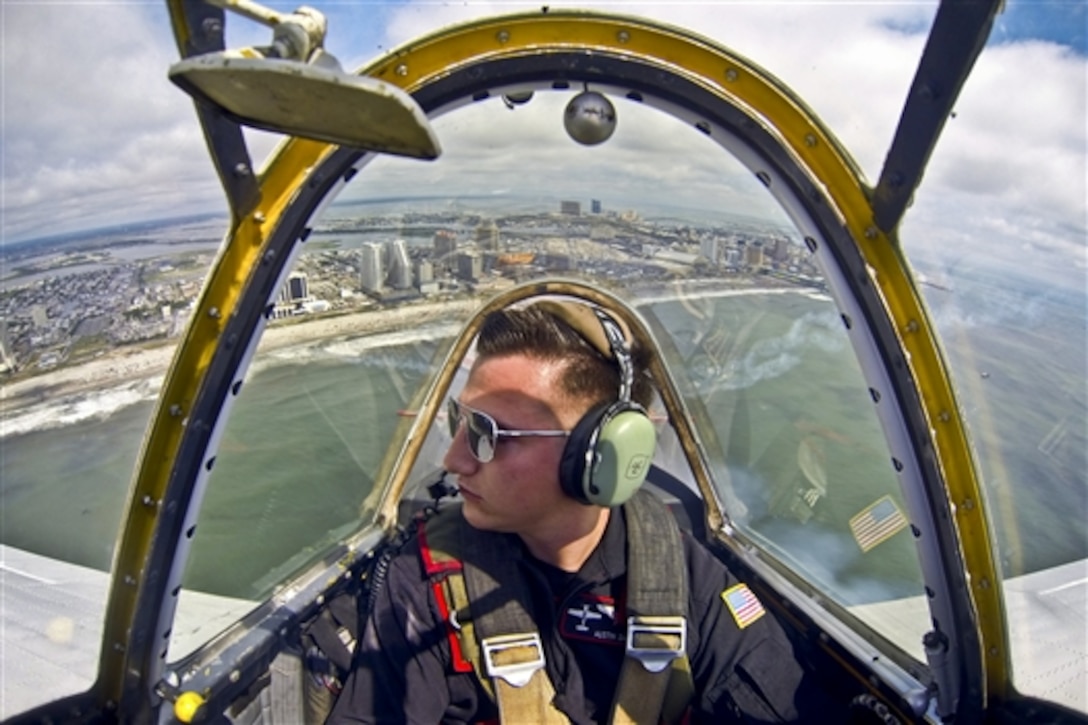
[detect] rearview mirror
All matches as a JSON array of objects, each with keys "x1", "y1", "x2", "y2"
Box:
[{"x1": 169, "y1": 51, "x2": 441, "y2": 160}]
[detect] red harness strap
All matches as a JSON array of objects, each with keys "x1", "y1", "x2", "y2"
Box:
[{"x1": 419, "y1": 522, "x2": 474, "y2": 674}]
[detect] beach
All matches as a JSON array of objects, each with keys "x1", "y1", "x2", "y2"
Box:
[
  {"x1": 0, "y1": 277, "x2": 784, "y2": 418},
  {"x1": 0, "y1": 298, "x2": 479, "y2": 417}
]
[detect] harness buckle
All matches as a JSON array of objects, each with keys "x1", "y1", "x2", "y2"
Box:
[
  {"x1": 626, "y1": 616, "x2": 687, "y2": 673},
  {"x1": 481, "y1": 632, "x2": 546, "y2": 688}
]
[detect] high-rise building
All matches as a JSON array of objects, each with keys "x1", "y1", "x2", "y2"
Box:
[
  {"x1": 456, "y1": 252, "x2": 482, "y2": 282},
  {"x1": 271, "y1": 272, "x2": 313, "y2": 318},
  {"x1": 475, "y1": 220, "x2": 500, "y2": 251},
  {"x1": 415, "y1": 259, "x2": 434, "y2": 285},
  {"x1": 415, "y1": 259, "x2": 439, "y2": 294},
  {"x1": 560, "y1": 200, "x2": 581, "y2": 216},
  {"x1": 434, "y1": 230, "x2": 458, "y2": 257},
  {"x1": 745, "y1": 243, "x2": 764, "y2": 268},
  {"x1": 771, "y1": 237, "x2": 790, "y2": 263},
  {"x1": 282, "y1": 272, "x2": 309, "y2": 302},
  {"x1": 360, "y1": 243, "x2": 385, "y2": 293},
  {"x1": 0, "y1": 318, "x2": 15, "y2": 372},
  {"x1": 591, "y1": 199, "x2": 602, "y2": 214},
  {"x1": 388, "y1": 239, "x2": 412, "y2": 289},
  {"x1": 700, "y1": 238, "x2": 721, "y2": 265}
]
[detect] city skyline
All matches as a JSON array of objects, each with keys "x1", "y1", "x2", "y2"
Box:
[{"x1": 0, "y1": 202, "x2": 809, "y2": 375}]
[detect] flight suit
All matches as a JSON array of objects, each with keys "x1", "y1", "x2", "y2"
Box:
[{"x1": 327, "y1": 504, "x2": 825, "y2": 724}]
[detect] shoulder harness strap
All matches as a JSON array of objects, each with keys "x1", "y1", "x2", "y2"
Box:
[
  {"x1": 418, "y1": 509, "x2": 474, "y2": 675},
  {"x1": 420, "y1": 492, "x2": 693, "y2": 725},
  {"x1": 420, "y1": 505, "x2": 566, "y2": 724},
  {"x1": 610, "y1": 489, "x2": 694, "y2": 724}
]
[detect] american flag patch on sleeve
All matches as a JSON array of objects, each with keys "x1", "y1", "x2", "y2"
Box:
[{"x1": 721, "y1": 583, "x2": 765, "y2": 630}]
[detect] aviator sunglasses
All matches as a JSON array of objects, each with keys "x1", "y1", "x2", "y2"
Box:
[{"x1": 447, "y1": 398, "x2": 570, "y2": 463}]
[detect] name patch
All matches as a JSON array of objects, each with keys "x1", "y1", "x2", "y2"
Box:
[{"x1": 559, "y1": 594, "x2": 624, "y2": 646}]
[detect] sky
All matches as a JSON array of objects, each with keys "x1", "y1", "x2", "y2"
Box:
[{"x1": 1, "y1": 0, "x2": 1085, "y2": 286}]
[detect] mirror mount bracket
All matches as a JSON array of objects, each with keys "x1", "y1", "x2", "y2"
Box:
[
  {"x1": 205, "y1": 1, "x2": 328, "y2": 63},
  {"x1": 169, "y1": 0, "x2": 441, "y2": 162}
]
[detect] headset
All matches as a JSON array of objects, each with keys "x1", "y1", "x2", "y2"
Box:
[{"x1": 538, "y1": 301, "x2": 657, "y2": 507}]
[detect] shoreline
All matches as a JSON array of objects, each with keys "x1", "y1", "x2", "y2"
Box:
[
  {"x1": 0, "y1": 279, "x2": 814, "y2": 418},
  {"x1": 0, "y1": 299, "x2": 479, "y2": 417}
]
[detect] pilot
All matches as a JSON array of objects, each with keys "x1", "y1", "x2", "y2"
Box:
[{"x1": 327, "y1": 300, "x2": 827, "y2": 724}]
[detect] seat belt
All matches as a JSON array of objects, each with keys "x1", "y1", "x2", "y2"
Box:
[
  {"x1": 421, "y1": 508, "x2": 567, "y2": 724},
  {"x1": 609, "y1": 491, "x2": 694, "y2": 725},
  {"x1": 420, "y1": 490, "x2": 692, "y2": 725}
]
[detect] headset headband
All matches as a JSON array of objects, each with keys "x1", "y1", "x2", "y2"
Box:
[
  {"x1": 536, "y1": 300, "x2": 656, "y2": 507},
  {"x1": 592, "y1": 308, "x2": 634, "y2": 404},
  {"x1": 532, "y1": 300, "x2": 634, "y2": 400}
]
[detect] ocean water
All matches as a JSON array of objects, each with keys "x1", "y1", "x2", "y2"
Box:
[
  {"x1": 0, "y1": 326, "x2": 455, "y2": 600},
  {"x1": 0, "y1": 396, "x2": 151, "y2": 569},
  {"x1": 0, "y1": 289, "x2": 1084, "y2": 608},
  {"x1": 929, "y1": 266, "x2": 1088, "y2": 576}
]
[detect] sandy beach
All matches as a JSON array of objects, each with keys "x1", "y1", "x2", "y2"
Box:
[
  {"x1": 0, "y1": 279, "x2": 790, "y2": 417},
  {"x1": 0, "y1": 298, "x2": 480, "y2": 416}
]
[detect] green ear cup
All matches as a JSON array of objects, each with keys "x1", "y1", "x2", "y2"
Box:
[{"x1": 587, "y1": 408, "x2": 657, "y2": 507}]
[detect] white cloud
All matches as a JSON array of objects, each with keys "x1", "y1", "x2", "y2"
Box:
[
  {"x1": 2, "y1": 2, "x2": 221, "y2": 242},
  {"x1": 901, "y1": 36, "x2": 1086, "y2": 291},
  {"x1": 1, "y1": 0, "x2": 1084, "y2": 270},
  {"x1": 340, "y1": 1, "x2": 941, "y2": 225},
  {"x1": 342, "y1": 90, "x2": 787, "y2": 225},
  {"x1": 372, "y1": 1, "x2": 1085, "y2": 272},
  {"x1": 927, "y1": 42, "x2": 1086, "y2": 223},
  {"x1": 379, "y1": 1, "x2": 935, "y2": 181}
]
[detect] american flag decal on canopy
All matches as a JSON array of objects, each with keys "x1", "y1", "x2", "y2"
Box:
[
  {"x1": 849, "y1": 495, "x2": 908, "y2": 552},
  {"x1": 721, "y1": 583, "x2": 765, "y2": 629}
]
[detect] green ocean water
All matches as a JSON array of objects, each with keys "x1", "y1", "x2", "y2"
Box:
[{"x1": 1, "y1": 289, "x2": 1084, "y2": 609}]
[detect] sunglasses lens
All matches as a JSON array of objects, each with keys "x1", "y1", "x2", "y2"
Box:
[
  {"x1": 447, "y1": 399, "x2": 496, "y2": 462},
  {"x1": 447, "y1": 398, "x2": 460, "y2": 438},
  {"x1": 468, "y1": 410, "x2": 496, "y2": 462}
]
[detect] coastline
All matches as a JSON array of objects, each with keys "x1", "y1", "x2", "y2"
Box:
[
  {"x1": 0, "y1": 298, "x2": 479, "y2": 417},
  {"x1": 0, "y1": 279, "x2": 815, "y2": 419}
]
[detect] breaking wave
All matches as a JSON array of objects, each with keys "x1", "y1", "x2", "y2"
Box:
[
  {"x1": 1, "y1": 321, "x2": 462, "y2": 440},
  {"x1": 1, "y1": 376, "x2": 164, "y2": 439},
  {"x1": 635, "y1": 283, "x2": 831, "y2": 310},
  {"x1": 256, "y1": 322, "x2": 459, "y2": 368}
]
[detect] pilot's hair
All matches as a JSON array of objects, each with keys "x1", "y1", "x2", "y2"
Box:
[{"x1": 474, "y1": 303, "x2": 653, "y2": 408}]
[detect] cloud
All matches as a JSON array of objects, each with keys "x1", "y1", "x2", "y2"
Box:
[
  {"x1": 928, "y1": 42, "x2": 1086, "y2": 223},
  {"x1": 345, "y1": 2, "x2": 945, "y2": 220},
  {"x1": 1, "y1": 0, "x2": 1084, "y2": 267},
  {"x1": 2, "y1": 2, "x2": 221, "y2": 242},
  {"x1": 901, "y1": 36, "x2": 1086, "y2": 290},
  {"x1": 372, "y1": 1, "x2": 1085, "y2": 270},
  {"x1": 380, "y1": 1, "x2": 936, "y2": 180},
  {"x1": 343, "y1": 90, "x2": 785, "y2": 221}
]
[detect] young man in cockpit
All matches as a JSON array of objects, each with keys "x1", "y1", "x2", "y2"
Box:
[{"x1": 328, "y1": 300, "x2": 825, "y2": 723}]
